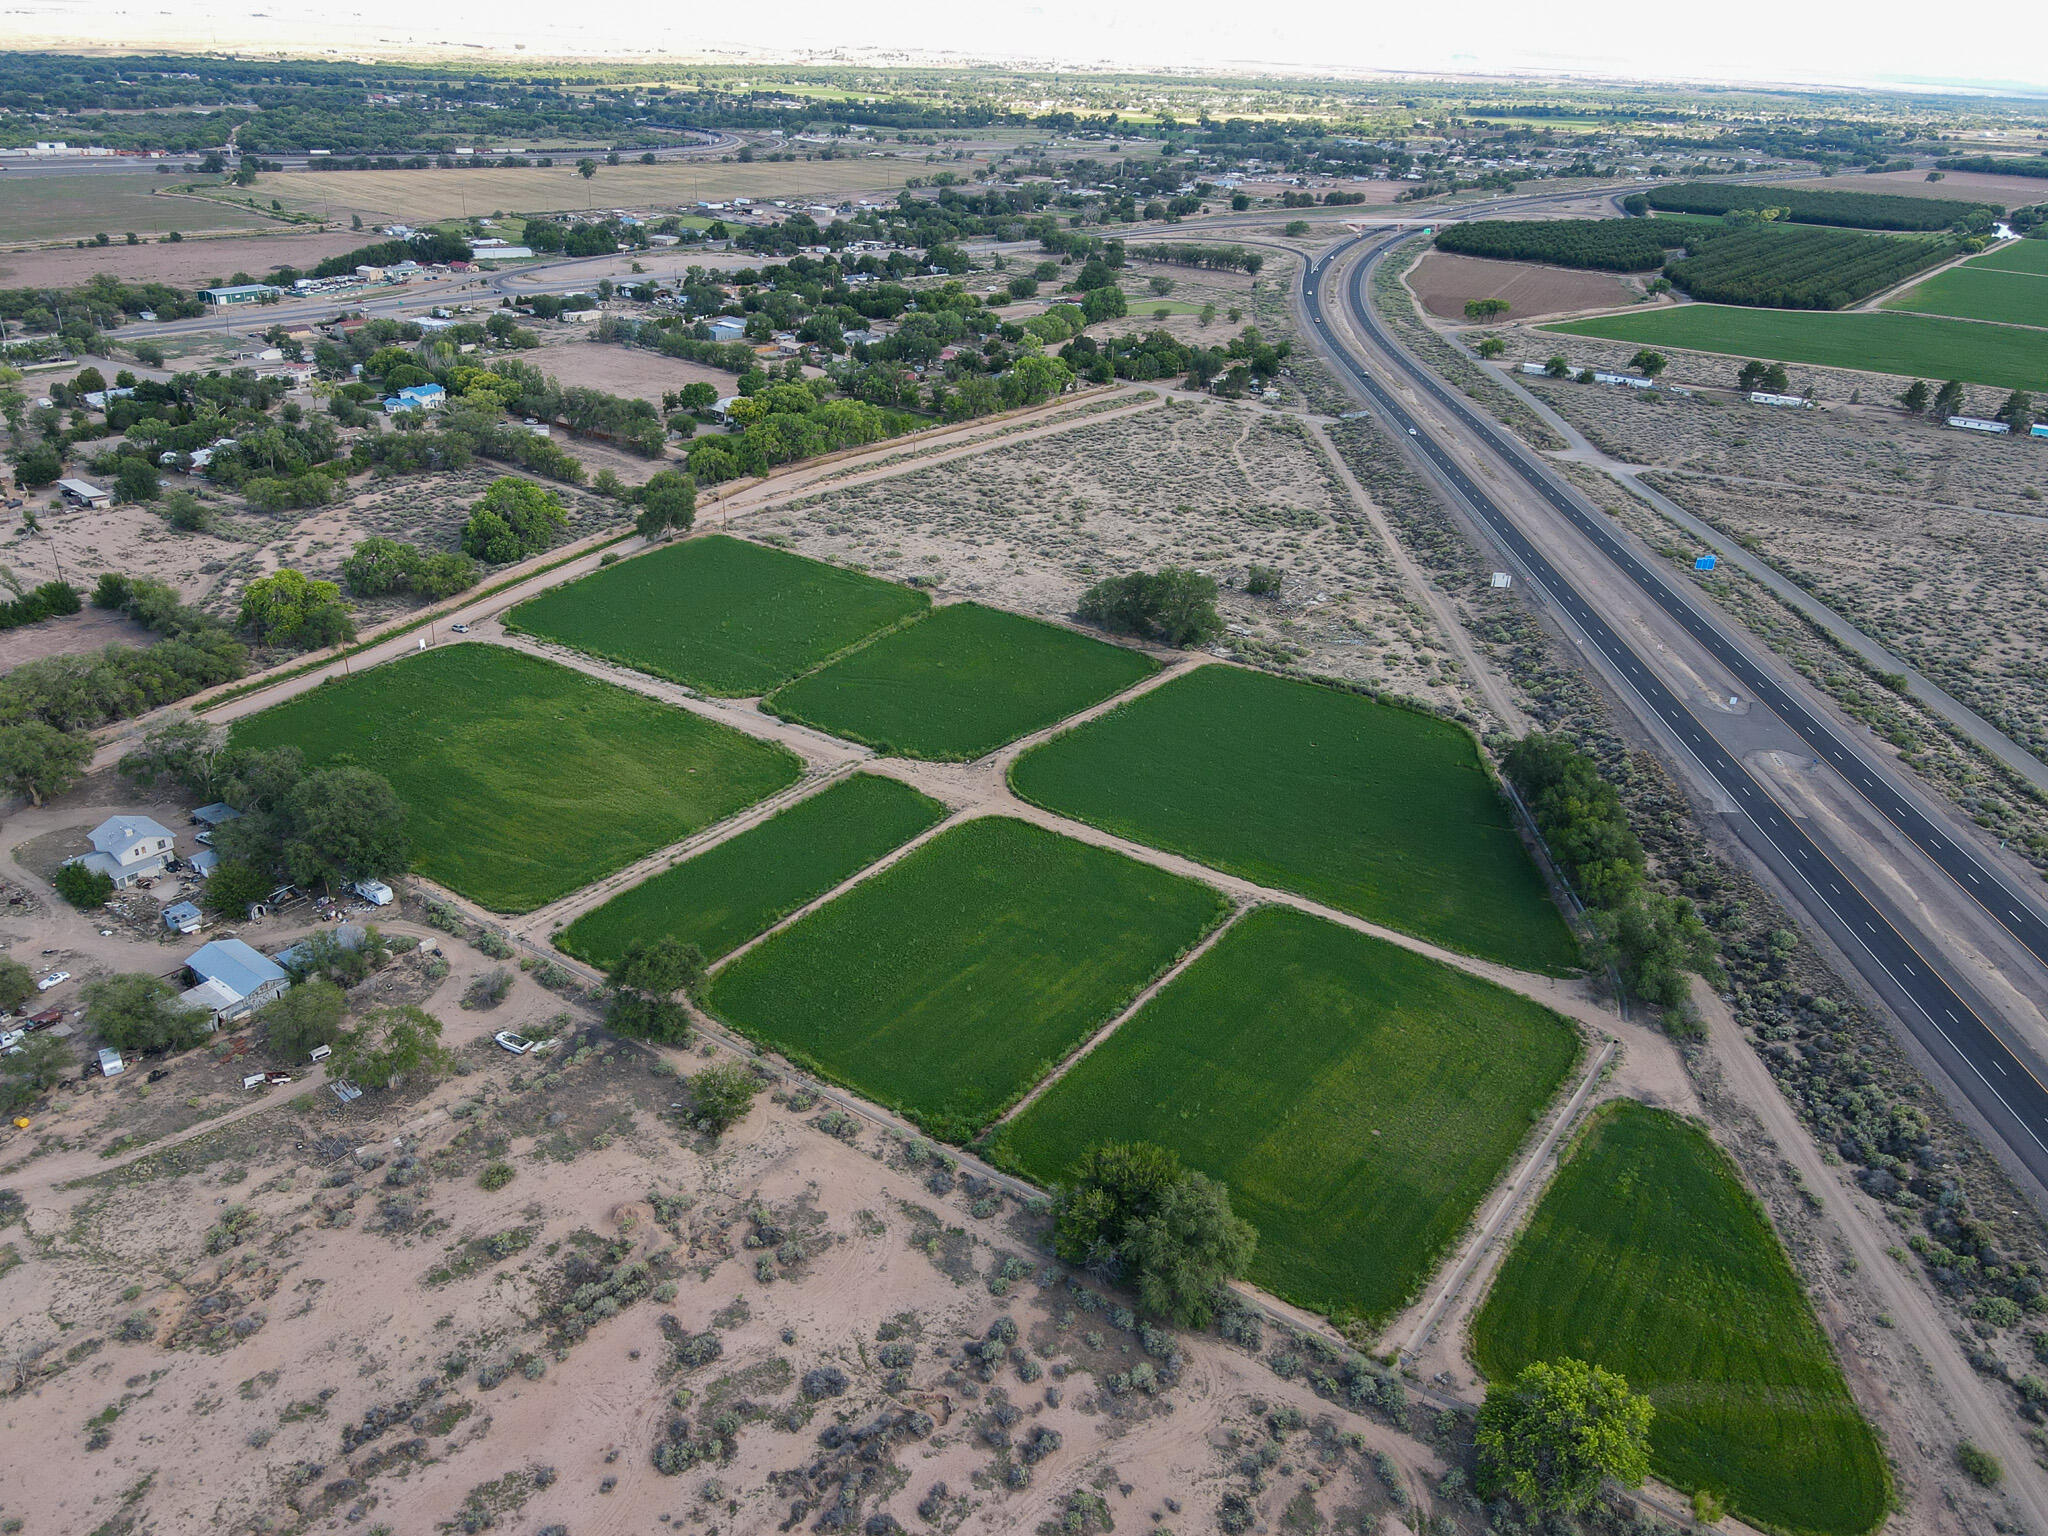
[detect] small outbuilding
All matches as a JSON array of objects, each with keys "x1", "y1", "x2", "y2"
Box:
[
  {"x1": 56, "y1": 478, "x2": 111, "y2": 509},
  {"x1": 192, "y1": 803, "x2": 243, "y2": 830},
  {"x1": 162, "y1": 900, "x2": 204, "y2": 935},
  {"x1": 183, "y1": 938, "x2": 289, "y2": 1023}
]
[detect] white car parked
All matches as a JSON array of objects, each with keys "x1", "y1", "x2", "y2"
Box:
[
  {"x1": 493, "y1": 1031, "x2": 533, "y2": 1055},
  {"x1": 36, "y1": 970, "x2": 69, "y2": 991}
]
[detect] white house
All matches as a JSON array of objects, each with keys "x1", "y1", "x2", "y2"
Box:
[
  {"x1": 183, "y1": 939, "x2": 289, "y2": 1023},
  {"x1": 71, "y1": 814, "x2": 178, "y2": 888}
]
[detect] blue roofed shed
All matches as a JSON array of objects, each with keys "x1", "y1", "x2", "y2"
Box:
[{"x1": 184, "y1": 938, "x2": 289, "y2": 1021}]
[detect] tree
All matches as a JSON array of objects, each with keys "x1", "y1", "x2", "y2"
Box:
[
  {"x1": 1761, "y1": 362, "x2": 1790, "y2": 394},
  {"x1": 115, "y1": 458, "x2": 159, "y2": 503},
  {"x1": 1476, "y1": 336, "x2": 1506, "y2": 358},
  {"x1": 1997, "y1": 390, "x2": 2036, "y2": 434},
  {"x1": 203, "y1": 858, "x2": 272, "y2": 920},
  {"x1": 1076, "y1": 569, "x2": 1222, "y2": 648},
  {"x1": 14, "y1": 443, "x2": 62, "y2": 488},
  {"x1": 83, "y1": 973, "x2": 211, "y2": 1055},
  {"x1": 1052, "y1": 1143, "x2": 1254, "y2": 1326},
  {"x1": 238, "y1": 568, "x2": 355, "y2": 650},
  {"x1": 577, "y1": 158, "x2": 598, "y2": 179},
  {"x1": 280, "y1": 767, "x2": 409, "y2": 890},
  {"x1": 605, "y1": 937, "x2": 704, "y2": 1043},
  {"x1": 1735, "y1": 359, "x2": 1770, "y2": 392},
  {"x1": 0, "y1": 721, "x2": 92, "y2": 807},
  {"x1": 1476, "y1": 1358, "x2": 1653, "y2": 1515},
  {"x1": 1543, "y1": 355, "x2": 1572, "y2": 379},
  {"x1": 54, "y1": 860, "x2": 115, "y2": 909},
  {"x1": 1932, "y1": 378, "x2": 1966, "y2": 418},
  {"x1": 257, "y1": 978, "x2": 347, "y2": 1061},
  {"x1": 636, "y1": 469, "x2": 696, "y2": 541},
  {"x1": 462, "y1": 477, "x2": 567, "y2": 563},
  {"x1": 687, "y1": 1060, "x2": 760, "y2": 1136},
  {"x1": 329, "y1": 1005, "x2": 451, "y2": 1090},
  {"x1": 1464, "y1": 298, "x2": 1510, "y2": 322},
  {"x1": 1899, "y1": 379, "x2": 1932, "y2": 414},
  {"x1": 0, "y1": 1034, "x2": 74, "y2": 1114},
  {"x1": 1628, "y1": 349, "x2": 1666, "y2": 379},
  {"x1": 119, "y1": 714, "x2": 227, "y2": 797},
  {"x1": 0, "y1": 957, "x2": 34, "y2": 1013}
]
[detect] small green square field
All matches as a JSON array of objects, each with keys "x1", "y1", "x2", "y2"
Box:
[
  {"x1": 557, "y1": 772, "x2": 949, "y2": 967},
  {"x1": 994, "y1": 905, "x2": 1579, "y2": 1327},
  {"x1": 1471, "y1": 1100, "x2": 1889, "y2": 1536},
  {"x1": 228, "y1": 644, "x2": 803, "y2": 912},
  {"x1": 505, "y1": 535, "x2": 930, "y2": 696},
  {"x1": 1009, "y1": 665, "x2": 1579, "y2": 974},
  {"x1": 703, "y1": 817, "x2": 1227, "y2": 1139},
  {"x1": 767, "y1": 603, "x2": 1158, "y2": 760}
]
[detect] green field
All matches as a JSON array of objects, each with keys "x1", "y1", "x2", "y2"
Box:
[
  {"x1": 1888, "y1": 243, "x2": 2048, "y2": 328},
  {"x1": 1009, "y1": 666, "x2": 1579, "y2": 974},
  {"x1": 704, "y1": 817, "x2": 1226, "y2": 1138},
  {"x1": 229, "y1": 644, "x2": 802, "y2": 912},
  {"x1": 766, "y1": 603, "x2": 1158, "y2": 760},
  {"x1": 557, "y1": 772, "x2": 948, "y2": 967},
  {"x1": 0, "y1": 173, "x2": 268, "y2": 243},
  {"x1": 995, "y1": 906, "x2": 1580, "y2": 1327},
  {"x1": 1471, "y1": 1100, "x2": 1889, "y2": 1536},
  {"x1": 505, "y1": 535, "x2": 929, "y2": 696},
  {"x1": 1545, "y1": 304, "x2": 2048, "y2": 391}
]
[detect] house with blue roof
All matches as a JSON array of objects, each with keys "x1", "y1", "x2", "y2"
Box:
[
  {"x1": 383, "y1": 383, "x2": 447, "y2": 415},
  {"x1": 183, "y1": 938, "x2": 289, "y2": 1024}
]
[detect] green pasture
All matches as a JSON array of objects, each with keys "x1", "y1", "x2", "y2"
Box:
[
  {"x1": 704, "y1": 817, "x2": 1226, "y2": 1139},
  {"x1": 556, "y1": 772, "x2": 947, "y2": 966},
  {"x1": 229, "y1": 644, "x2": 801, "y2": 912},
  {"x1": 1008, "y1": 665, "x2": 1579, "y2": 974}
]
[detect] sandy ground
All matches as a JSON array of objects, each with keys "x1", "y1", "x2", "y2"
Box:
[
  {"x1": 0, "y1": 230, "x2": 373, "y2": 288},
  {"x1": 531, "y1": 337, "x2": 736, "y2": 404},
  {"x1": 1407, "y1": 250, "x2": 1651, "y2": 321},
  {"x1": 0, "y1": 605, "x2": 155, "y2": 670}
]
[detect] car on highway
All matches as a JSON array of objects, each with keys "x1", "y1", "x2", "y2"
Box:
[{"x1": 37, "y1": 971, "x2": 69, "y2": 991}]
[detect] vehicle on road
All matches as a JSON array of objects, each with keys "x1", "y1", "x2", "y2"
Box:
[
  {"x1": 451, "y1": 622, "x2": 470, "y2": 634},
  {"x1": 37, "y1": 971, "x2": 69, "y2": 991}
]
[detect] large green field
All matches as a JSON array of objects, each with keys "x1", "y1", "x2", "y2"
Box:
[
  {"x1": 1545, "y1": 304, "x2": 2048, "y2": 391},
  {"x1": 1887, "y1": 242, "x2": 2048, "y2": 328},
  {"x1": 1009, "y1": 665, "x2": 1579, "y2": 974},
  {"x1": 556, "y1": 772, "x2": 948, "y2": 967},
  {"x1": 766, "y1": 603, "x2": 1158, "y2": 760},
  {"x1": 229, "y1": 644, "x2": 802, "y2": 912},
  {"x1": 1471, "y1": 1100, "x2": 1889, "y2": 1536},
  {"x1": 504, "y1": 535, "x2": 930, "y2": 696},
  {"x1": 704, "y1": 817, "x2": 1226, "y2": 1139},
  {"x1": 995, "y1": 906, "x2": 1580, "y2": 1327}
]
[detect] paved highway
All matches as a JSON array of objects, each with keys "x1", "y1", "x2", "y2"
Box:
[{"x1": 1302, "y1": 229, "x2": 2048, "y2": 1190}]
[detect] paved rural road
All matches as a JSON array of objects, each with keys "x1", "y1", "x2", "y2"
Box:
[{"x1": 1301, "y1": 228, "x2": 2048, "y2": 1196}]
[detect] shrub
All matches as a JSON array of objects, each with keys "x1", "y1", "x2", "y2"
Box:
[
  {"x1": 479, "y1": 1162, "x2": 515, "y2": 1191},
  {"x1": 1076, "y1": 568, "x2": 1221, "y2": 648},
  {"x1": 1959, "y1": 1441, "x2": 2003, "y2": 1487},
  {"x1": 54, "y1": 860, "x2": 115, "y2": 909}
]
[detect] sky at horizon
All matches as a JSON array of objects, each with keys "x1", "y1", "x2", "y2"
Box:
[{"x1": 3, "y1": 0, "x2": 2046, "y2": 96}]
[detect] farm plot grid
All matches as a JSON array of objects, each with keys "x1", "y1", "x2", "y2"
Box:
[
  {"x1": 765, "y1": 602, "x2": 1158, "y2": 760},
  {"x1": 994, "y1": 905, "x2": 1580, "y2": 1328},
  {"x1": 1471, "y1": 1099, "x2": 1889, "y2": 1536},
  {"x1": 556, "y1": 772, "x2": 948, "y2": 968},
  {"x1": 1009, "y1": 665, "x2": 1581, "y2": 975},
  {"x1": 703, "y1": 817, "x2": 1228, "y2": 1141},
  {"x1": 505, "y1": 535, "x2": 930, "y2": 696},
  {"x1": 1545, "y1": 305, "x2": 2048, "y2": 392},
  {"x1": 1887, "y1": 239, "x2": 2048, "y2": 328},
  {"x1": 228, "y1": 644, "x2": 802, "y2": 912}
]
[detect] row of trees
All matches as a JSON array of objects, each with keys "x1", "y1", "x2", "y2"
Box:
[
  {"x1": 1646, "y1": 179, "x2": 2002, "y2": 232},
  {"x1": 1900, "y1": 378, "x2": 2036, "y2": 432},
  {"x1": 1503, "y1": 732, "x2": 1721, "y2": 1010},
  {"x1": 340, "y1": 537, "x2": 478, "y2": 601},
  {"x1": 1129, "y1": 243, "x2": 1264, "y2": 275},
  {"x1": 1435, "y1": 218, "x2": 1681, "y2": 272},
  {"x1": 1663, "y1": 223, "x2": 1952, "y2": 310},
  {"x1": 1076, "y1": 568, "x2": 1222, "y2": 648}
]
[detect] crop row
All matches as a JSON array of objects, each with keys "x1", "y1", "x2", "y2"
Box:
[
  {"x1": 1646, "y1": 179, "x2": 2001, "y2": 231},
  {"x1": 1432, "y1": 217, "x2": 1683, "y2": 272},
  {"x1": 1663, "y1": 224, "x2": 1954, "y2": 310}
]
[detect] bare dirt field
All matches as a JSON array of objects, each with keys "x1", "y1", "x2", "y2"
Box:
[
  {"x1": 1407, "y1": 250, "x2": 1650, "y2": 322},
  {"x1": 0, "y1": 605, "x2": 155, "y2": 670},
  {"x1": 255, "y1": 157, "x2": 920, "y2": 226},
  {"x1": 1777, "y1": 169, "x2": 2048, "y2": 207},
  {"x1": 764, "y1": 397, "x2": 1474, "y2": 714},
  {"x1": 530, "y1": 337, "x2": 735, "y2": 404},
  {"x1": 0, "y1": 229, "x2": 370, "y2": 288}
]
